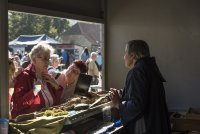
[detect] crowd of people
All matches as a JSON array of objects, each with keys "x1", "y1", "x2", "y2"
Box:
[{"x1": 8, "y1": 43, "x2": 102, "y2": 119}]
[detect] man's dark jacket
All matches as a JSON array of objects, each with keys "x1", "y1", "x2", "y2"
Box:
[{"x1": 119, "y1": 57, "x2": 171, "y2": 134}]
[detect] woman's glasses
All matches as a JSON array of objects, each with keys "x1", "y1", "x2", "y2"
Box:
[{"x1": 37, "y1": 56, "x2": 50, "y2": 62}]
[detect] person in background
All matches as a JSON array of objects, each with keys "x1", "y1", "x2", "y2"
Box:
[
  {"x1": 47, "y1": 55, "x2": 88, "y2": 103},
  {"x1": 48, "y1": 54, "x2": 62, "y2": 78},
  {"x1": 21, "y1": 50, "x2": 24, "y2": 58},
  {"x1": 8, "y1": 57, "x2": 16, "y2": 118},
  {"x1": 48, "y1": 54, "x2": 66, "y2": 90},
  {"x1": 21, "y1": 52, "x2": 29, "y2": 62},
  {"x1": 69, "y1": 52, "x2": 75, "y2": 65},
  {"x1": 16, "y1": 50, "x2": 22, "y2": 59},
  {"x1": 96, "y1": 48, "x2": 102, "y2": 72},
  {"x1": 61, "y1": 49, "x2": 69, "y2": 68},
  {"x1": 96, "y1": 47, "x2": 102, "y2": 82},
  {"x1": 8, "y1": 58, "x2": 16, "y2": 100},
  {"x1": 21, "y1": 52, "x2": 31, "y2": 69},
  {"x1": 13, "y1": 54, "x2": 21, "y2": 68},
  {"x1": 81, "y1": 47, "x2": 90, "y2": 62},
  {"x1": 60, "y1": 60, "x2": 88, "y2": 103},
  {"x1": 13, "y1": 54, "x2": 24, "y2": 77},
  {"x1": 109, "y1": 40, "x2": 171, "y2": 134},
  {"x1": 11, "y1": 42, "x2": 63, "y2": 119},
  {"x1": 86, "y1": 52, "x2": 99, "y2": 85}
]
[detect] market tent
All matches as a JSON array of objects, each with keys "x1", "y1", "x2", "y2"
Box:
[{"x1": 9, "y1": 34, "x2": 61, "y2": 46}]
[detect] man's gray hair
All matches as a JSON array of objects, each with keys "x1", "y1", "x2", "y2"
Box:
[
  {"x1": 126, "y1": 40, "x2": 150, "y2": 60},
  {"x1": 90, "y1": 52, "x2": 97, "y2": 57}
]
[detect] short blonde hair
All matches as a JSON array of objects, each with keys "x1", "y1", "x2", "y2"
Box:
[
  {"x1": 49, "y1": 54, "x2": 59, "y2": 66},
  {"x1": 29, "y1": 42, "x2": 54, "y2": 60}
]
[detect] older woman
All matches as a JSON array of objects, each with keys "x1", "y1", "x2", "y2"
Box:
[
  {"x1": 48, "y1": 54, "x2": 62, "y2": 79},
  {"x1": 60, "y1": 60, "x2": 88, "y2": 103},
  {"x1": 48, "y1": 54, "x2": 66, "y2": 95},
  {"x1": 11, "y1": 43, "x2": 63, "y2": 119}
]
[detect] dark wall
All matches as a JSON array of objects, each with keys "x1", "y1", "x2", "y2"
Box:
[{"x1": 106, "y1": 0, "x2": 200, "y2": 111}]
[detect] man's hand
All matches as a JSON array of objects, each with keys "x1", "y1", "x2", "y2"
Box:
[{"x1": 109, "y1": 88, "x2": 121, "y2": 109}]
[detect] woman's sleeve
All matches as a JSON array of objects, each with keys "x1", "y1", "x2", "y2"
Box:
[{"x1": 12, "y1": 73, "x2": 36, "y2": 112}]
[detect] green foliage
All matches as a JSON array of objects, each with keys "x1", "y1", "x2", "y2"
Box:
[{"x1": 8, "y1": 11, "x2": 70, "y2": 41}]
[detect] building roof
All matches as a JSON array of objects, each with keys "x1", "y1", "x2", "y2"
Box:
[{"x1": 62, "y1": 22, "x2": 101, "y2": 46}]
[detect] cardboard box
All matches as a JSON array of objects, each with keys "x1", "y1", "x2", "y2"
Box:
[
  {"x1": 171, "y1": 108, "x2": 200, "y2": 132},
  {"x1": 171, "y1": 118, "x2": 200, "y2": 132},
  {"x1": 188, "y1": 108, "x2": 200, "y2": 114}
]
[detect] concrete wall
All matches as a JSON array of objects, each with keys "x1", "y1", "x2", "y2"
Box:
[{"x1": 106, "y1": 0, "x2": 200, "y2": 111}]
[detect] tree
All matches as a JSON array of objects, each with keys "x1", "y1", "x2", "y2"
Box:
[{"x1": 8, "y1": 11, "x2": 70, "y2": 41}]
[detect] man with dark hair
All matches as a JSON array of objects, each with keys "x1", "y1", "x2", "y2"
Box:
[{"x1": 109, "y1": 40, "x2": 171, "y2": 134}]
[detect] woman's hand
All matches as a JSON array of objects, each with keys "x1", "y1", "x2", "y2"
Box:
[
  {"x1": 109, "y1": 88, "x2": 122, "y2": 109},
  {"x1": 42, "y1": 73, "x2": 59, "y2": 90}
]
